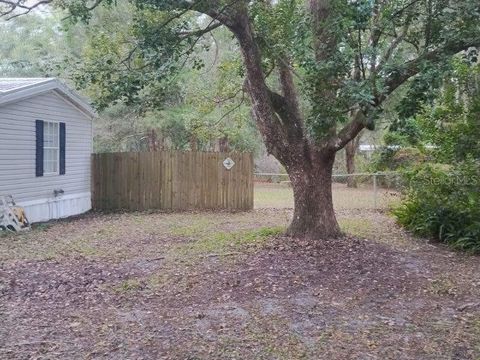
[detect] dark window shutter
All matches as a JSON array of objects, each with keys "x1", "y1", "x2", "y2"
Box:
[
  {"x1": 35, "y1": 120, "x2": 44, "y2": 177},
  {"x1": 59, "y1": 122, "x2": 66, "y2": 175}
]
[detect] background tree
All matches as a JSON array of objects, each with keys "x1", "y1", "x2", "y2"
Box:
[
  {"x1": 0, "y1": 4, "x2": 260, "y2": 153},
  {"x1": 344, "y1": 131, "x2": 362, "y2": 188},
  {"x1": 64, "y1": 3, "x2": 259, "y2": 153},
  {"x1": 0, "y1": 12, "x2": 67, "y2": 76}
]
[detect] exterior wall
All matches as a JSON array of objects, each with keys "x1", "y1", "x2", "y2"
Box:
[{"x1": 0, "y1": 90, "x2": 92, "y2": 222}]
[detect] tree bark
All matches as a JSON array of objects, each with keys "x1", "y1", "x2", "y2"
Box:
[
  {"x1": 219, "y1": 136, "x2": 229, "y2": 152},
  {"x1": 147, "y1": 129, "x2": 158, "y2": 152},
  {"x1": 231, "y1": 10, "x2": 292, "y2": 165},
  {"x1": 287, "y1": 152, "x2": 341, "y2": 239},
  {"x1": 345, "y1": 140, "x2": 357, "y2": 188},
  {"x1": 345, "y1": 130, "x2": 363, "y2": 187},
  {"x1": 190, "y1": 134, "x2": 198, "y2": 151}
]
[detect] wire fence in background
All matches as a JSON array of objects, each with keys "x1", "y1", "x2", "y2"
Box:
[{"x1": 254, "y1": 172, "x2": 402, "y2": 210}]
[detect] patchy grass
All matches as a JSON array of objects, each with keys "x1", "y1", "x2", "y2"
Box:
[
  {"x1": 473, "y1": 320, "x2": 480, "y2": 354},
  {"x1": 170, "y1": 226, "x2": 285, "y2": 258},
  {"x1": 339, "y1": 218, "x2": 375, "y2": 238},
  {"x1": 255, "y1": 183, "x2": 294, "y2": 209},
  {"x1": 112, "y1": 279, "x2": 144, "y2": 293},
  {"x1": 428, "y1": 277, "x2": 459, "y2": 297},
  {"x1": 169, "y1": 217, "x2": 212, "y2": 237},
  {"x1": 0, "y1": 212, "x2": 288, "y2": 264},
  {"x1": 0, "y1": 225, "x2": 123, "y2": 262}
]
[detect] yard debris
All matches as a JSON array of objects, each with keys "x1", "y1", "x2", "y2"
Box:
[
  {"x1": 204, "y1": 252, "x2": 242, "y2": 258},
  {"x1": 0, "y1": 195, "x2": 30, "y2": 232},
  {"x1": 457, "y1": 302, "x2": 480, "y2": 312}
]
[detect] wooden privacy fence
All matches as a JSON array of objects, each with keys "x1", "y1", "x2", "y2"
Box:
[{"x1": 92, "y1": 151, "x2": 254, "y2": 211}]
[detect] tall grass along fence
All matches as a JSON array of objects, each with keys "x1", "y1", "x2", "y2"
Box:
[{"x1": 92, "y1": 151, "x2": 254, "y2": 211}]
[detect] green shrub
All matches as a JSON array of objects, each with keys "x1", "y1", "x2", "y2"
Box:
[
  {"x1": 390, "y1": 58, "x2": 480, "y2": 253},
  {"x1": 393, "y1": 161, "x2": 480, "y2": 253}
]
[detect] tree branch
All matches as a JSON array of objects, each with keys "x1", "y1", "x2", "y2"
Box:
[
  {"x1": 335, "y1": 38, "x2": 480, "y2": 152},
  {"x1": 267, "y1": 89, "x2": 303, "y2": 141},
  {"x1": 375, "y1": 23, "x2": 410, "y2": 75},
  {"x1": 309, "y1": 0, "x2": 336, "y2": 62},
  {"x1": 278, "y1": 60, "x2": 303, "y2": 126},
  {"x1": 229, "y1": 5, "x2": 294, "y2": 164},
  {"x1": 211, "y1": 90, "x2": 246, "y2": 128},
  {"x1": 328, "y1": 109, "x2": 366, "y2": 151},
  {"x1": 178, "y1": 22, "x2": 222, "y2": 38},
  {"x1": 0, "y1": 0, "x2": 51, "y2": 19},
  {"x1": 188, "y1": 0, "x2": 241, "y2": 29},
  {"x1": 382, "y1": 37, "x2": 480, "y2": 101},
  {"x1": 391, "y1": 0, "x2": 423, "y2": 18}
]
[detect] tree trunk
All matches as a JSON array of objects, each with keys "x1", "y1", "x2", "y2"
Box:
[
  {"x1": 231, "y1": 8, "x2": 344, "y2": 240},
  {"x1": 219, "y1": 136, "x2": 229, "y2": 152},
  {"x1": 287, "y1": 153, "x2": 342, "y2": 239},
  {"x1": 190, "y1": 135, "x2": 198, "y2": 152},
  {"x1": 147, "y1": 129, "x2": 158, "y2": 152},
  {"x1": 345, "y1": 140, "x2": 357, "y2": 188}
]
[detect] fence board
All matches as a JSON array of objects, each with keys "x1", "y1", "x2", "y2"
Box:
[{"x1": 92, "y1": 151, "x2": 253, "y2": 211}]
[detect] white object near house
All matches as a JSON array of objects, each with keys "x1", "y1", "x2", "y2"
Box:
[{"x1": 0, "y1": 78, "x2": 95, "y2": 223}]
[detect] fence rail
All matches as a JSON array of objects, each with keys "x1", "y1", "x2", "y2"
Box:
[{"x1": 92, "y1": 151, "x2": 254, "y2": 211}]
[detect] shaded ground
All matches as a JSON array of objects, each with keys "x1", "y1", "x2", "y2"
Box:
[{"x1": 0, "y1": 185, "x2": 479, "y2": 359}]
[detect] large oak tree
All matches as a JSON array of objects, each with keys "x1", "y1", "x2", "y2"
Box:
[{"x1": 3, "y1": 0, "x2": 479, "y2": 239}]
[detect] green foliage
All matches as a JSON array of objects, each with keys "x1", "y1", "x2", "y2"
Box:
[
  {"x1": 394, "y1": 161, "x2": 480, "y2": 253},
  {"x1": 250, "y1": 0, "x2": 479, "y2": 141},
  {"x1": 416, "y1": 87, "x2": 480, "y2": 163},
  {"x1": 369, "y1": 116, "x2": 424, "y2": 173},
  {"x1": 66, "y1": 2, "x2": 183, "y2": 111},
  {"x1": 4, "y1": 0, "x2": 479, "y2": 161},
  {"x1": 394, "y1": 59, "x2": 480, "y2": 252},
  {"x1": 48, "y1": 0, "x2": 479, "y2": 152},
  {"x1": 59, "y1": 3, "x2": 259, "y2": 153},
  {"x1": 385, "y1": 117, "x2": 423, "y2": 147},
  {"x1": 395, "y1": 66, "x2": 449, "y2": 120},
  {"x1": 0, "y1": 3, "x2": 250, "y2": 153},
  {"x1": 0, "y1": 12, "x2": 68, "y2": 76},
  {"x1": 370, "y1": 147, "x2": 426, "y2": 174}
]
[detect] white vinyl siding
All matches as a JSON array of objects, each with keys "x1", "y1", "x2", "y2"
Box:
[
  {"x1": 43, "y1": 121, "x2": 60, "y2": 174},
  {"x1": 0, "y1": 90, "x2": 92, "y2": 203}
]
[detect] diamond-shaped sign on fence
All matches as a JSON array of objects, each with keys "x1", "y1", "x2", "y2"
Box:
[{"x1": 223, "y1": 157, "x2": 235, "y2": 170}]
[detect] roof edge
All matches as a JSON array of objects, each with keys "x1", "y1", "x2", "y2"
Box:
[{"x1": 0, "y1": 78, "x2": 96, "y2": 118}]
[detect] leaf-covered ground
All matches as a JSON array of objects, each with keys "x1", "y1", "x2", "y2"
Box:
[{"x1": 1, "y1": 185, "x2": 479, "y2": 359}]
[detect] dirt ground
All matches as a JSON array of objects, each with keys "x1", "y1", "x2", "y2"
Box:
[{"x1": 1, "y1": 184, "x2": 479, "y2": 359}]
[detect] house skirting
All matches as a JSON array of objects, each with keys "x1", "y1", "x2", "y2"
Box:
[{"x1": 18, "y1": 192, "x2": 91, "y2": 223}]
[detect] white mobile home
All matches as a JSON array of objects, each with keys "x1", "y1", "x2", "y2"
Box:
[{"x1": 0, "y1": 78, "x2": 94, "y2": 223}]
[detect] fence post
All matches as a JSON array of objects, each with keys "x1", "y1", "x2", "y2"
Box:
[{"x1": 373, "y1": 173, "x2": 378, "y2": 209}]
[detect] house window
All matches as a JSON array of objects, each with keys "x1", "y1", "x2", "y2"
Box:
[{"x1": 43, "y1": 121, "x2": 59, "y2": 174}]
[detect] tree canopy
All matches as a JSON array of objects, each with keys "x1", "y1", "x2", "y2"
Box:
[{"x1": 49, "y1": 0, "x2": 480, "y2": 144}]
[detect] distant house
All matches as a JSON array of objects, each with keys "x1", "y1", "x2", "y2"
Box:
[{"x1": 0, "y1": 78, "x2": 95, "y2": 223}]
